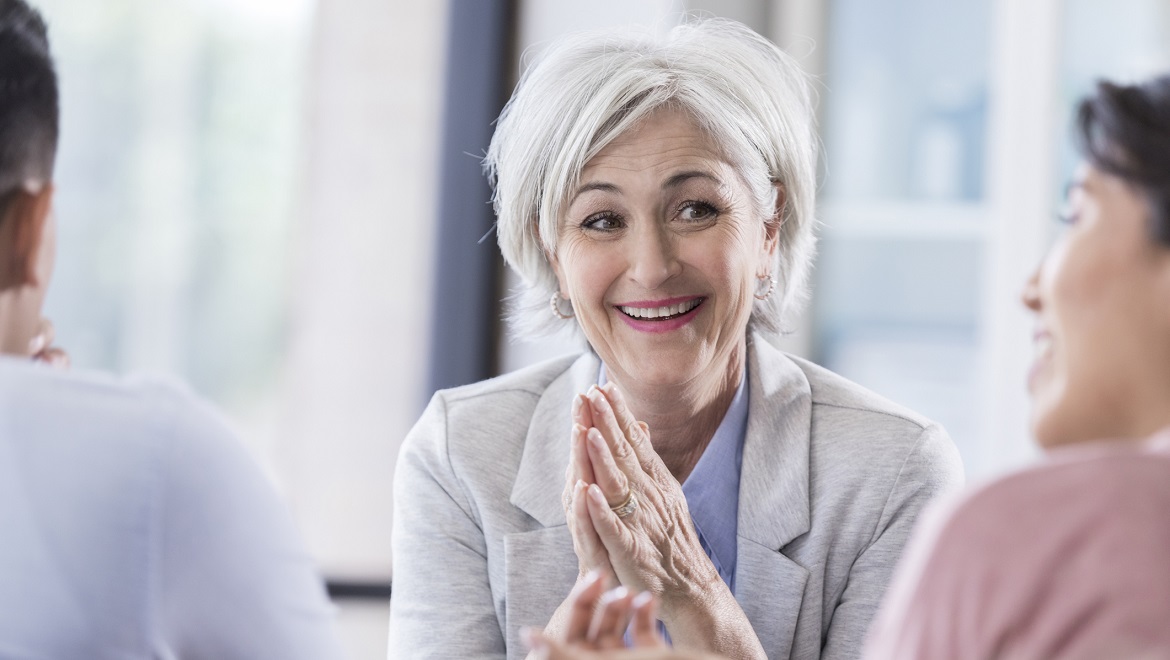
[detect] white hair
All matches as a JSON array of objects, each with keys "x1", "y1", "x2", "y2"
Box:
[{"x1": 485, "y1": 17, "x2": 819, "y2": 341}]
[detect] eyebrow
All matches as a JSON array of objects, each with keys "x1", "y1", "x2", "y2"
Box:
[{"x1": 569, "y1": 170, "x2": 724, "y2": 204}]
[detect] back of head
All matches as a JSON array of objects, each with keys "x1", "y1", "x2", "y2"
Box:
[
  {"x1": 0, "y1": 0, "x2": 57, "y2": 213},
  {"x1": 1076, "y1": 75, "x2": 1170, "y2": 245}
]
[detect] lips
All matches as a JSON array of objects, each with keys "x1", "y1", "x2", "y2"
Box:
[
  {"x1": 1032, "y1": 327, "x2": 1053, "y2": 361},
  {"x1": 617, "y1": 297, "x2": 703, "y2": 321},
  {"x1": 1028, "y1": 327, "x2": 1054, "y2": 391}
]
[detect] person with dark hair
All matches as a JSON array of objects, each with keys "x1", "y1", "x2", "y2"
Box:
[
  {"x1": 0, "y1": 1, "x2": 345, "y2": 657},
  {"x1": 525, "y1": 74, "x2": 1170, "y2": 660},
  {"x1": 861, "y1": 73, "x2": 1170, "y2": 659}
]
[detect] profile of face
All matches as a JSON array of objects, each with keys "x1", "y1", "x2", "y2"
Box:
[
  {"x1": 1023, "y1": 163, "x2": 1170, "y2": 448},
  {"x1": 549, "y1": 108, "x2": 779, "y2": 392},
  {"x1": 0, "y1": 185, "x2": 56, "y2": 357}
]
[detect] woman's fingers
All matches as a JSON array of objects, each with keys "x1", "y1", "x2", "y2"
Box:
[
  {"x1": 563, "y1": 569, "x2": 606, "y2": 643},
  {"x1": 571, "y1": 424, "x2": 596, "y2": 488},
  {"x1": 588, "y1": 586, "x2": 635, "y2": 649},
  {"x1": 569, "y1": 481, "x2": 613, "y2": 578},
  {"x1": 585, "y1": 428, "x2": 630, "y2": 507},
  {"x1": 630, "y1": 592, "x2": 667, "y2": 649},
  {"x1": 520, "y1": 627, "x2": 579, "y2": 660},
  {"x1": 601, "y1": 383, "x2": 658, "y2": 469},
  {"x1": 574, "y1": 392, "x2": 595, "y2": 429},
  {"x1": 585, "y1": 484, "x2": 630, "y2": 554},
  {"x1": 585, "y1": 387, "x2": 641, "y2": 475}
]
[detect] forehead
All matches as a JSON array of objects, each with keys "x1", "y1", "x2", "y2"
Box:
[{"x1": 580, "y1": 108, "x2": 729, "y2": 181}]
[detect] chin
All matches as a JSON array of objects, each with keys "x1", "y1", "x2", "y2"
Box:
[{"x1": 1030, "y1": 414, "x2": 1062, "y2": 449}]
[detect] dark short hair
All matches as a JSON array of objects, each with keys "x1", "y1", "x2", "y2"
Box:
[
  {"x1": 1075, "y1": 76, "x2": 1170, "y2": 246},
  {"x1": 0, "y1": 0, "x2": 57, "y2": 209}
]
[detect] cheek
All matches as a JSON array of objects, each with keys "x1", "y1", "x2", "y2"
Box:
[
  {"x1": 557, "y1": 241, "x2": 614, "y2": 299},
  {"x1": 1044, "y1": 237, "x2": 1106, "y2": 329}
]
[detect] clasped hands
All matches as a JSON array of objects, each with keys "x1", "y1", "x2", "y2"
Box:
[
  {"x1": 523, "y1": 571, "x2": 721, "y2": 660},
  {"x1": 558, "y1": 383, "x2": 719, "y2": 632}
]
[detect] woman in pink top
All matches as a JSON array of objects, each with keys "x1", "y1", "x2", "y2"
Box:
[{"x1": 525, "y1": 75, "x2": 1170, "y2": 660}]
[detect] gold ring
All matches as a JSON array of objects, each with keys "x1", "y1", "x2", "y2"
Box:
[{"x1": 610, "y1": 491, "x2": 638, "y2": 518}]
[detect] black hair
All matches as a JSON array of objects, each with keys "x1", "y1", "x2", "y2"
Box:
[
  {"x1": 1075, "y1": 76, "x2": 1170, "y2": 246},
  {"x1": 0, "y1": 0, "x2": 57, "y2": 213}
]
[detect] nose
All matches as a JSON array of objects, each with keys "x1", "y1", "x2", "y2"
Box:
[
  {"x1": 1021, "y1": 263, "x2": 1042, "y2": 312},
  {"x1": 627, "y1": 223, "x2": 680, "y2": 290}
]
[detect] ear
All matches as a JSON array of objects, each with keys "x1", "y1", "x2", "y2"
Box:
[
  {"x1": 0, "y1": 183, "x2": 54, "y2": 290},
  {"x1": 543, "y1": 242, "x2": 572, "y2": 298},
  {"x1": 760, "y1": 180, "x2": 786, "y2": 264}
]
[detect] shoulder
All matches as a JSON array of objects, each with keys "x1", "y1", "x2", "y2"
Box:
[
  {"x1": 788, "y1": 354, "x2": 933, "y2": 432},
  {"x1": 0, "y1": 358, "x2": 235, "y2": 461},
  {"x1": 398, "y1": 352, "x2": 584, "y2": 476},
  {"x1": 943, "y1": 438, "x2": 1170, "y2": 545},
  {"x1": 420, "y1": 352, "x2": 582, "y2": 427},
  {"x1": 783, "y1": 354, "x2": 962, "y2": 481},
  {"x1": 435, "y1": 353, "x2": 580, "y2": 408}
]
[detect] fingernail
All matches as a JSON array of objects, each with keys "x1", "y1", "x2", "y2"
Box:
[
  {"x1": 608, "y1": 586, "x2": 629, "y2": 601},
  {"x1": 588, "y1": 483, "x2": 606, "y2": 505},
  {"x1": 572, "y1": 394, "x2": 582, "y2": 415},
  {"x1": 27, "y1": 333, "x2": 44, "y2": 355},
  {"x1": 585, "y1": 568, "x2": 601, "y2": 583},
  {"x1": 602, "y1": 382, "x2": 621, "y2": 402},
  {"x1": 588, "y1": 388, "x2": 605, "y2": 409},
  {"x1": 576, "y1": 479, "x2": 586, "y2": 492},
  {"x1": 587, "y1": 428, "x2": 604, "y2": 448},
  {"x1": 632, "y1": 591, "x2": 653, "y2": 608}
]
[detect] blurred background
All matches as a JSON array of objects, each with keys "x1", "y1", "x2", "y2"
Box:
[{"x1": 32, "y1": 0, "x2": 1170, "y2": 657}]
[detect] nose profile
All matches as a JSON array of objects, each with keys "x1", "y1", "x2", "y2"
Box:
[
  {"x1": 627, "y1": 222, "x2": 680, "y2": 289},
  {"x1": 1021, "y1": 265, "x2": 1042, "y2": 312}
]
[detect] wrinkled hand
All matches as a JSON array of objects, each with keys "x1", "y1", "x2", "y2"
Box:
[
  {"x1": 563, "y1": 391, "x2": 617, "y2": 583},
  {"x1": 566, "y1": 383, "x2": 720, "y2": 615},
  {"x1": 29, "y1": 318, "x2": 68, "y2": 368},
  {"x1": 524, "y1": 572, "x2": 666, "y2": 659}
]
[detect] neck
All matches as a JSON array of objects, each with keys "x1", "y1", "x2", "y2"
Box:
[{"x1": 607, "y1": 339, "x2": 746, "y2": 482}]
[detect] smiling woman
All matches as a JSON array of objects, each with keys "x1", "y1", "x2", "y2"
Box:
[
  {"x1": 549, "y1": 108, "x2": 776, "y2": 471},
  {"x1": 389, "y1": 17, "x2": 964, "y2": 660}
]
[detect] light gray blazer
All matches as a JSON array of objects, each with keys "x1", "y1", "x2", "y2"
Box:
[{"x1": 388, "y1": 335, "x2": 963, "y2": 660}]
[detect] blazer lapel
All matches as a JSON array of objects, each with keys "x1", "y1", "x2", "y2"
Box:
[
  {"x1": 505, "y1": 352, "x2": 599, "y2": 659},
  {"x1": 736, "y1": 540, "x2": 811, "y2": 658},
  {"x1": 509, "y1": 352, "x2": 600, "y2": 527},
  {"x1": 736, "y1": 335, "x2": 814, "y2": 659}
]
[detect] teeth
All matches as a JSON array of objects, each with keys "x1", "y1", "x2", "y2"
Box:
[
  {"x1": 619, "y1": 299, "x2": 700, "y2": 320},
  {"x1": 1034, "y1": 335, "x2": 1052, "y2": 358}
]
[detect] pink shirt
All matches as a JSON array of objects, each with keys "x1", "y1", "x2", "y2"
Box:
[{"x1": 865, "y1": 432, "x2": 1170, "y2": 660}]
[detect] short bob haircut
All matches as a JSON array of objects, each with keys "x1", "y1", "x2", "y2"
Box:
[
  {"x1": 0, "y1": 0, "x2": 58, "y2": 217},
  {"x1": 485, "y1": 17, "x2": 818, "y2": 340},
  {"x1": 1075, "y1": 75, "x2": 1170, "y2": 246}
]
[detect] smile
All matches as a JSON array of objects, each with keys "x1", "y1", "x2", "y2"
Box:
[{"x1": 617, "y1": 298, "x2": 703, "y2": 321}]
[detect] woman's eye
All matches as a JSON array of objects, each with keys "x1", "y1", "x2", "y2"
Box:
[
  {"x1": 582, "y1": 214, "x2": 622, "y2": 231},
  {"x1": 1056, "y1": 210, "x2": 1079, "y2": 226},
  {"x1": 679, "y1": 202, "x2": 718, "y2": 223}
]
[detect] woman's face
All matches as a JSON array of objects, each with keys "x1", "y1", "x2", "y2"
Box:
[
  {"x1": 1024, "y1": 163, "x2": 1170, "y2": 448},
  {"x1": 550, "y1": 108, "x2": 778, "y2": 393}
]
